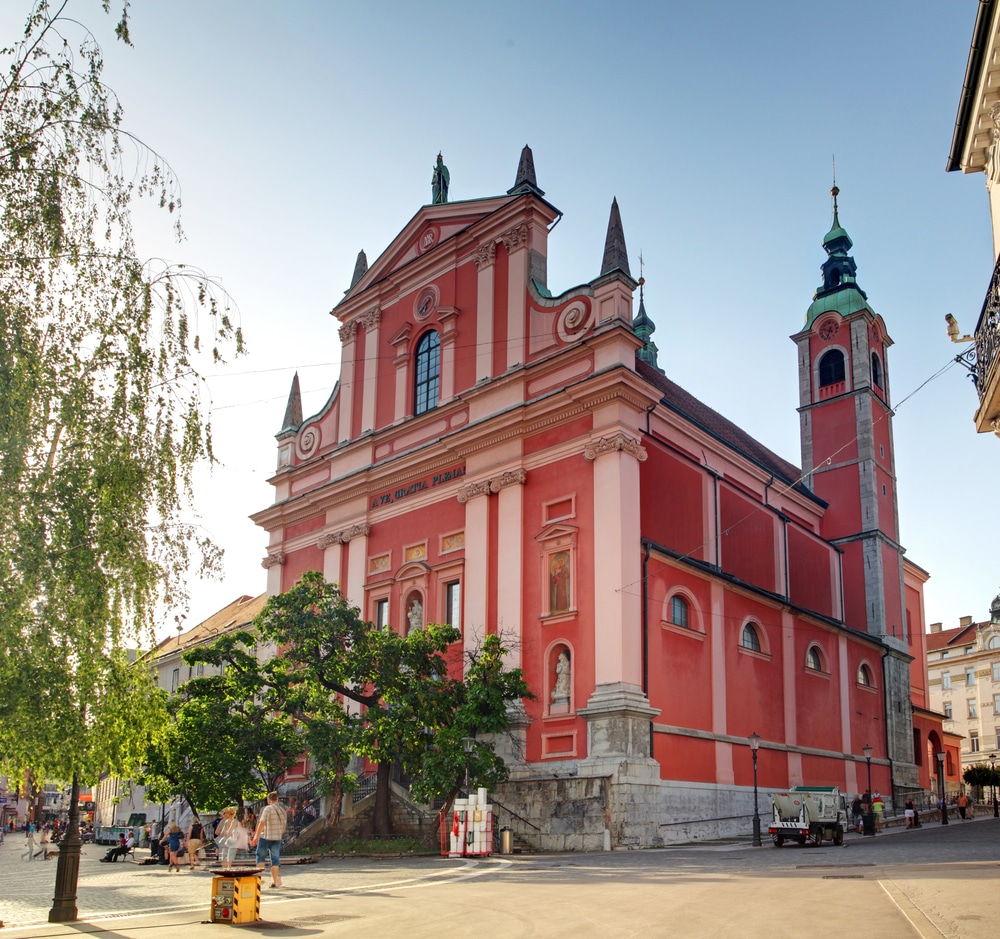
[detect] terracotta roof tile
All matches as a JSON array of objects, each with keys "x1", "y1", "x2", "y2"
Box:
[{"x1": 635, "y1": 359, "x2": 821, "y2": 505}]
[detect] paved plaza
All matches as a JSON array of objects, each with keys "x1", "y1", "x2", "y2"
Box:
[{"x1": 1, "y1": 817, "x2": 998, "y2": 938}]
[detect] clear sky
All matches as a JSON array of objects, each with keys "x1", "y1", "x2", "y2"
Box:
[{"x1": 6, "y1": 1, "x2": 996, "y2": 639}]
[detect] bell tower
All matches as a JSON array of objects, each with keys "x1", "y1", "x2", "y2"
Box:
[{"x1": 791, "y1": 187, "x2": 917, "y2": 788}]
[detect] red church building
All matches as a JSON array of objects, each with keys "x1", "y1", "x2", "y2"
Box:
[{"x1": 252, "y1": 150, "x2": 937, "y2": 847}]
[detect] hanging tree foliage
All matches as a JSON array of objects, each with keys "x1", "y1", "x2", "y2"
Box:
[{"x1": 0, "y1": 0, "x2": 243, "y2": 788}]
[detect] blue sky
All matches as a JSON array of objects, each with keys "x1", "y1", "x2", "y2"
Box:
[{"x1": 6, "y1": 1, "x2": 995, "y2": 637}]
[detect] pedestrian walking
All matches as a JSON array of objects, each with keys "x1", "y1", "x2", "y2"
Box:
[
  {"x1": 23, "y1": 826, "x2": 37, "y2": 861},
  {"x1": 250, "y1": 791, "x2": 287, "y2": 889},
  {"x1": 851, "y1": 795, "x2": 863, "y2": 833},
  {"x1": 164, "y1": 822, "x2": 183, "y2": 872},
  {"x1": 872, "y1": 791, "x2": 884, "y2": 833},
  {"x1": 186, "y1": 816, "x2": 204, "y2": 869},
  {"x1": 215, "y1": 807, "x2": 239, "y2": 870},
  {"x1": 957, "y1": 792, "x2": 969, "y2": 820},
  {"x1": 904, "y1": 798, "x2": 915, "y2": 829}
]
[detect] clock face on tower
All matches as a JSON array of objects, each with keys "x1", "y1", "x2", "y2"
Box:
[{"x1": 818, "y1": 318, "x2": 840, "y2": 340}]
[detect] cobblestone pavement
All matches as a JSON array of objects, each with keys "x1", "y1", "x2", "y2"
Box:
[
  {"x1": 0, "y1": 838, "x2": 480, "y2": 927},
  {"x1": 0, "y1": 817, "x2": 997, "y2": 938}
]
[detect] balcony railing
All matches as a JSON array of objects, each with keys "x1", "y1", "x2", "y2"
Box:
[{"x1": 971, "y1": 254, "x2": 1000, "y2": 425}]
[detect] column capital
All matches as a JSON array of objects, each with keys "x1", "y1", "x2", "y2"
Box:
[
  {"x1": 584, "y1": 432, "x2": 648, "y2": 462},
  {"x1": 457, "y1": 479, "x2": 492, "y2": 503},
  {"x1": 261, "y1": 550, "x2": 286, "y2": 570},
  {"x1": 489, "y1": 468, "x2": 527, "y2": 492},
  {"x1": 472, "y1": 241, "x2": 496, "y2": 270},
  {"x1": 338, "y1": 320, "x2": 358, "y2": 343}
]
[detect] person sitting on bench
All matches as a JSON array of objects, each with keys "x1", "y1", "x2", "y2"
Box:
[{"x1": 99, "y1": 833, "x2": 135, "y2": 862}]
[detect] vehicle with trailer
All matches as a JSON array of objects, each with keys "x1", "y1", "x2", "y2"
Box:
[{"x1": 768, "y1": 786, "x2": 847, "y2": 847}]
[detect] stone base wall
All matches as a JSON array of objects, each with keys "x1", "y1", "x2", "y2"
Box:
[{"x1": 494, "y1": 773, "x2": 777, "y2": 850}]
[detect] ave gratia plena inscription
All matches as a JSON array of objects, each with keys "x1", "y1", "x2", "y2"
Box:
[{"x1": 371, "y1": 464, "x2": 466, "y2": 508}]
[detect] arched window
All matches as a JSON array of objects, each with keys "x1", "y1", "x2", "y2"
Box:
[
  {"x1": 806, "y1": 645, "x2": 823, "y2": 671},
  {"x1": 741, "y1": 623, "x2": 762, "y2": 653},
  {"x1": 871, "y1": 352, "x2": 883, "y2": 389},
  {"x1": 818, "y1": 349, "x2": 845, "y2": 387},
  {"x1": 858, "y1": 663, "x2": 874, "y2": 686},
  {"x1": 414, "y1": 330, "x2": 440, "y2": 415},
  {"x1": 670, "y1": 595, "x2": 689, "y2": 629},
  {"x1": 987, "y1": 636, "x2": 1000, "y2": 650}
]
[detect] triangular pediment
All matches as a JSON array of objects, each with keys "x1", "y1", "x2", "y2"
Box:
[
  {"x1": 535, "y1": 523, "x2": 579, "y2": 544},
  {"x1": 337, "y1": 196, "x2": 516, "y2": 311}
]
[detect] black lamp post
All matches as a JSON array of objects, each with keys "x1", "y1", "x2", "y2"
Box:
[
  {"x1": 862, "y1": 744, "x2": 875, "y2": 836},
  {"x1": 990, "y1": 753, "x2": 998, "y2": 818},
  {"x1": 461, "y1": 736, "x2": 475, "y2": 797},
  {"x1": 749, "y1": 731, "x2": 762, "y2": 847},
  {"x1": 936, "y1": 750, "x2": 949, "y2": 825}
]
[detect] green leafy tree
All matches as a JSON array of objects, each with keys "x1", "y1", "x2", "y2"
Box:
[
  {"x1": 140, "y1": 632, "x2": 301, "y2": 817},
  {"x1": 253, "y1": 570, "x2": 531, "y2": 835},
  {"x1": 0, "y1": 1, "x2": 241, "y2": 921},
  {"x1": 962, "y1": 763, "x2": 1000, "y2": 794}
]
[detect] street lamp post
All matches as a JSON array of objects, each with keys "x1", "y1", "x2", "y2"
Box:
[
  {"x1": 461, "y1": 736, "x2": 476, "y2": 798},
  {"x1": 749, "y1": 731, "x2": 762, "y2": 847},
  {"x1": 862, "y1": 744, "x2": 875, "y2": 836},
  {"x1": 936, "y1": 751, "x2": 949, "y2": 825},
  {"x1": 990, "y1": 753, "x2": 998, "y2": 818}
]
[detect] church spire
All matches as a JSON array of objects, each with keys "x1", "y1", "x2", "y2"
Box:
[
  {"x1": 601, "y1": 197, "x2": 631, "y2": 277},
  {"x1": 805, "y1": 185, "x2": 869, "y2": 326},
  {"x1": 280, "y1": 372, "x2": 302, "y2": 434},
  {"x1": 508, "y1": 144, "x2": 545, "y2": 196},
  {"x1": 633, "y1": 263, "x2": 661, "y2": 372},
  {"x1": 350, "y1": 249, "x2": 368, "y2": 289}
]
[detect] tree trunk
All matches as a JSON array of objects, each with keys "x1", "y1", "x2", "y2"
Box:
[
  {"x1": 373, "y1": 760, "x2": 393, "y2": 835},
  {"x1": 49, "y1": 775, "x2": 81, "y2": 922}
]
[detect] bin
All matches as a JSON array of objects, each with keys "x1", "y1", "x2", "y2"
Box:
[{"x1": 499, "y1": 827, "x2": 513, "y2": 855}]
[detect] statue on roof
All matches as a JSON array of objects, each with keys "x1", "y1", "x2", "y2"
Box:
[{"x1": 432, "y1": 152, "x2": 450, "y2": 204}]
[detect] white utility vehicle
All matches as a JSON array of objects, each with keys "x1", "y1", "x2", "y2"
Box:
[{"x1": 768, "y1": 786, "x2": 847, "y2": 847}]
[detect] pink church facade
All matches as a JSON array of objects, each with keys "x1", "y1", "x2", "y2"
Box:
[{"x1": 252, "y1": 150, "x2": 932, "y2": 847}]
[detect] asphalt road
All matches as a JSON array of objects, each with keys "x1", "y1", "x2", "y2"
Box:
[{"x1": 1, "y1": 816, "x2": 997, "y2": 938}]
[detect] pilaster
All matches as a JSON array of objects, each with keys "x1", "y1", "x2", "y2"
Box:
[
  {"x1": 473, "y1": 243, "x2": 495, "y2": 383},
  {"x1": 338, "y1": 321, "x2": 358, "y2": 442},
  {"x1": 360, "y1": 308, "x2": 380, "y2": 434},
  {"x1": 585, "y1": 432, "x2": 646, "y2": 686},
  {"x1": 458, "y1": 479, "x2": 491, "y2": 654},
  {"x1": 494, "y1": 470, "x2": 526, "y2": 667}
]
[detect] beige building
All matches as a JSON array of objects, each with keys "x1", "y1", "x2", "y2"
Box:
[
  {"x1": 93, "y1": 594, "x2": 269, "y2": 831},
  {"x1": 947, "y1": 0, "x2": 1000, "y2": 437},
  {"x1": 926, "y1": 594, "x2": 1000, "y2": 779}
]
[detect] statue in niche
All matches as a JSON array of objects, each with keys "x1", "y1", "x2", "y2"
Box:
[
  {"x1": 407, "y1": 596, "x2": 423, "y2": 634},
  {"x1": 431, "y1": 152, "x2": 450, "y2": 204},
  {"x1": 549, "y1": 551, "x2": 570, "y2": 613},
  {"x1": 551, "y1": 650, "x2": 571, "y2": 705}
]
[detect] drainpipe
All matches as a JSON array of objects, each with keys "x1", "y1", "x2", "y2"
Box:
[{"x1": 643, "y1": 540, "x2": 652, "y2": 759}]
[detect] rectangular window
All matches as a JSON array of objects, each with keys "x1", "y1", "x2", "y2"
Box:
[
  {"x1": 966, "y1": 669, "x2": 975, "y2": 685},
  {"x1": 942, "y1": 672, "x2": 951, "y2": 689},
  {"x1": 197, "y1": 663, "x2": 204, "y2": 676},
  {"x1": 966, "y1": 646, "x2": 974, "y2": 655},
  {"x1": 170, "y1": 668, "x2": 179, "y2": 693},
  {"x1": 993, "y1": 663, "x2": 1000, "y2": 682},
  {"x1": 942, "y1": 650, "x2": 949, "y2": 659},
  {"x1": 944, "y1": 701, "x2": 952, "y2": 720},
  {"x1": 375, "y1": 598, "x2": 389, "y2": 630},
  {"x1": 968, "y1": 698, "x2": 978, "y2": 719},
  {"x1": 994, "y1": 694, "x2": 1000, "y2": 714},
  {"x1": 445, "y1": 581, "x2": 461, "y2": 631},
  {"x1": 970, "y1": 731, "x2": 980, "y2": 753}
]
